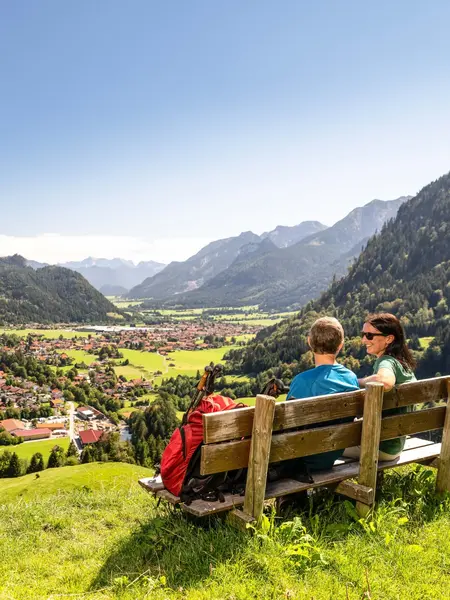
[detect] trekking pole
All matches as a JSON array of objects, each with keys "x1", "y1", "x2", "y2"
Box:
[
  {"x1": 182, "y1": 363, "x2": 224, "y2": 425},
  {"x1": 261, "y1": 377, "x2": 290, "y2": 398}
]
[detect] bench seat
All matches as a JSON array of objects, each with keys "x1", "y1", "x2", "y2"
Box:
[{"x1": 139, "y1": 437, "x2": 441, "y2": 518}]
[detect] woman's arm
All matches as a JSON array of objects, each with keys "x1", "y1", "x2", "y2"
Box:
[{"x1": 358, "y1": 367, "x2": 396, "y2": 391}]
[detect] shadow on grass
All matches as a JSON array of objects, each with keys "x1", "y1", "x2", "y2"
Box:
[
  {"x1": 90, "y1": 465, "x2": 450, "y2": 594},
  {"x1": 90, "y1": 504, "x2": 247, "y2": 592}
]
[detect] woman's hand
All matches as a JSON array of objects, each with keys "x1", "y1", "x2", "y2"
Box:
[{"x1": 358, "y1": 368, "x2": 396, "y2": 391}]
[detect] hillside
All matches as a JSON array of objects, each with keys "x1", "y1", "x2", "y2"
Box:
[
  {"x1": 174, "y1": 197, "x2": 406, "y2": 309},
  {"x1": 226, "y1": 172, "x2": 449, "y2": 378},
  {"x1": 128, "y1": 231, "x2": 261, "y2": 299},
  {"x1": 0, "y1": 255, "x2": 121, "y2": 324},
  {"x1": 1, "y1": 462, "x2": 449, "y2": 599}
]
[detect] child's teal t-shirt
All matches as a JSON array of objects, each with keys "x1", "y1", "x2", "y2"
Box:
[{"x1": 287, "y1": 364, "x2": 359, "y2": 471}]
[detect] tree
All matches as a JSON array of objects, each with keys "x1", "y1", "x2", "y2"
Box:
[
  {"x1": 81, "y1": 446, "x2": 93, "y2": 463},
  {"x1": 66, "y1": 441, "x2": 78, "y2": 458},
  {"x1": 28, "y1": 452, "x2": 45, "y2": 473},
  {"x1": 64, "y1": 390, "x2": 75, "y2": 403},
  {"x1": 8, "y1": 452, "x2": 22, "y2": 477},
  {"x1": 47, "y1": 445, "x2": 66, "y2": 468},
  {"x1": 0, "y1": 450, "x2": 12, "y2": 477}
]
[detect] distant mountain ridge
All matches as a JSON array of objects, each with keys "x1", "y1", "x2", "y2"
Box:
[
  {"x1": 148, "y1": 196, "x2": 408, "y2": 308},
  {"x1": 0, "y1": 255, "x2": 121, "y2": 324},
  {"x1": 56, "y1": 257, "x2": 166, "y2": 294},
  {"x1": 127, "y1": 220, "x2": 341, "y2": 300},
  {"x1": 261, "y1": 221, "x2": 327, "y2": 248},
  {"x1": 128, "y1": 231, "x2": 262, "y2": 299}
]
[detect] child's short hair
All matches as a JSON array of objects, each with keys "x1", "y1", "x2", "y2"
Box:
[{"x1": 308, "y1": 317, "x2": 344, "y2": 355}]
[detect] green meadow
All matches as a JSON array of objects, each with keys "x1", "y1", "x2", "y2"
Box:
[
  {"x1": 62, "y1": 348, "x2": 96, "y2": 365},
  {"x1": 0, "y1": 437, "x2": 70, "y2": 462},
  {"x1": 1, "y1": 462, "x2": 449, "y2": 599},
  {"x1": 156, "y1": 347, "x2": 238, "y2": 385},
  {"x1": 110, "y1": 347, "x2": 239, "y2": 385},
  {"x1": 0, "y1": 328, "x2": 96, "y2": 339},
  {"x1": 419, "y1": 336, "x2": 434, "y2": 350}
]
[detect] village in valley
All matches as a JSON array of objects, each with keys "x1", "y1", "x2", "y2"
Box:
[{"x1": 0, "y1": 316, "x2": 264, "y2": 463}]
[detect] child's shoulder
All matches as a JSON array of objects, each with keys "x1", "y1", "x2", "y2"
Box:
[{"x1": 333, "y1": 363, "x2": 359, "y2": 383}]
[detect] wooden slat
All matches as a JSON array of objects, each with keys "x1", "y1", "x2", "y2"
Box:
[
  {"x1": 333, "y1": 480, "x2": 374, "y2": 504},
  {"x1": 203, "y1": 376, "x2": 450, "y2": 444},
  {"x1": 227, "y1": 509, "x2": 256, "y2": 531},
  {"x1": 138, "y1": 478, "x2": 165, "y2": 493},
  {"x1": 157, "y1": 489, "x2": 181, "y2": 504},
  {"x1": 384, "y1": 375, "x2": 449, "y2": 409},
  {"x1": 357, "y1": 382, "x2": 384, "y2": 516},
  {"x1": 183, "y1": 442, "x2": 441, "y2": 516},
  {"x1": 201, "y1": 406, "x2": 446, "y2": 475},
  {"x1": 203, "y1": 390, "x2": 365, "y2": 443},
  {"x1": 381, "y1": 406, "x2": 445, "y2": 440}
]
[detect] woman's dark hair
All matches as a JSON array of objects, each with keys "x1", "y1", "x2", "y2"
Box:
[{"x1": 365, "y1": 312, "x2": 416, "y2": 371}]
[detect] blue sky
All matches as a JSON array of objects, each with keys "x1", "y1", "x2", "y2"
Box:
[{"x1": 1, "y1": 1, "x2": 450, "y2": 263}]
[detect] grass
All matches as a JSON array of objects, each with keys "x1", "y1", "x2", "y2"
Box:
[
  {"x1": 0, "y1": 328, "x2": 96, "y2": 339},
  {"x1": 226, "y1": 333, "x2": 256, "y2": 343},
  {"x1": 220, "y1": 317, "x2": 286, "y2": 327},
  {"x1": 110, "y1": 300, "x2": 144, "y2": 308},
  {"x1": 0, "y1": 462, "x2": 449, "y2": 599},
  {"x1": 0, "y1": 461, "x2": 151, "y2": 504},
  {"x1": 60, "y1": 348, "x2": 96, "y2": 365},
  {"x1": 118, "y1": 406, "x2": 143, "y2": 416},
  {"x1": 0, "y1": 437, "x2": 70, "y2": 462},
  {"x1": 112, "y1": 349, "x2": 165, "y2": 381},
  {"x1": 419, "y1": 336, "x2": 434, "y2": 350},
  {"x1": 156, "y1": 347, "x2": 238, "y2": 385},
  {"x1": 112, "y1": 347, "x2": 241, "y2": 386}
]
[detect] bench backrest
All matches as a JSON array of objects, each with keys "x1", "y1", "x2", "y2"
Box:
[{"x1": 200, "y1": 375, "x2": 449, "y2": 475}]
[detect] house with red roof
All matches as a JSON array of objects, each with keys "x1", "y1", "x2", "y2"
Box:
[
  {"x1": 12, "y1": 428, "x2": 52, "y2": 441},
  {"x1": 79, "y1": 429, "x2": 103, "y2": 446},
  {"x1": 0, "y1": 418, "x2": 25, "y2": 433}
]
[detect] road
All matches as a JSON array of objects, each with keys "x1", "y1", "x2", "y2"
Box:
[
  {"x1": 67, "y1": 401, "x2": 82, "y2": 453},
  {"x1": 157, "y1": 350, "x2": 168, "y2": 374}
]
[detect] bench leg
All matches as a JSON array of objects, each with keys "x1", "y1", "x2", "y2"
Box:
[
  {"x1": 436, "y1": 379, "x2": 450, "y2": 495},
  {"x1": 231, "y1": 394, "x2": 276, "y2": 530},
  {"x1": 356, "y1": 383, "x2": 384, "y2": 517}
]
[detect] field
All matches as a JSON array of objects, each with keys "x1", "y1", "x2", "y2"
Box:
[
  {"x1": 1, "y1": 462, "x2": 450, "y2": 599},
  {"x1": 0, "y1": 328, "x2": 96, "y2": 339},
  {"x1": 0, "y1": 437, "x2": 70, "y2": 462},
  {"x1": 106, "y1": 301, "x2": 296, "y2": 327},
  {"x1": 109, "y1": 347, "x2": 239, "y2": 385},
  {"x1": 156, "y1": 347, "x2": 239, "y2": 384}
]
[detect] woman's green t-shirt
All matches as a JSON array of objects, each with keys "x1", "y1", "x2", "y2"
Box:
[{"x1": 373, "y1": 355, "x2": 417, "y2": 456}]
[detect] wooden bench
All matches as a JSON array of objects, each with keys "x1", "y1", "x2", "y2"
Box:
[{"x1": 139, "y1": 376, "x2": 450, "y2": 527}]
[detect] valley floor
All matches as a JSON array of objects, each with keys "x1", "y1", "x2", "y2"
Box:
[{"x1": 1, "y1": 463, "x2": 449, "y2": 599}]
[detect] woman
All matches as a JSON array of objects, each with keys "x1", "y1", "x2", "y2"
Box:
[{"x1": 347, "y1": 312, "x2": 417, "y2": 461}]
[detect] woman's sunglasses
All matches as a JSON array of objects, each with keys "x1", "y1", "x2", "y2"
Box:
[{"x1": 361, "y1": 332, "x2": 388, "y2": 341}]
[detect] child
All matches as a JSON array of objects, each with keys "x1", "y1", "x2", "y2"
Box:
[{"x1": 286, "y1": 316, "x2": 359, "y2": 472}]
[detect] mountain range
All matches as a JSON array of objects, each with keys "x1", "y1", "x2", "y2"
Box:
[
  {"x1": 27, "y1": 257, "x2": 166, "y2": 296},
  {"x1": 128, "y1": 197, "x2": 409, "y2": 309},
  {"x1": 226, "y1": 171, "x2": 450, "y2": 379},
  {"x1": 0, "y1": 256, "x2": 121, "y2": 324}
]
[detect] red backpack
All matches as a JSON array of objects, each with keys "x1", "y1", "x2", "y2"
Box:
[{"x1": 160, "y1": 394, "x2": 246, "y2": 499}]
